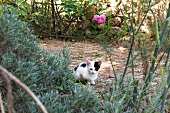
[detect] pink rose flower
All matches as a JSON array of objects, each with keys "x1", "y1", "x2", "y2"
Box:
[{"x1": 92, "y1": 14, "x2": 106, "y2": 24}]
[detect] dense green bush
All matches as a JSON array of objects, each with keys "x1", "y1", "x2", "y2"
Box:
[
  {"x1": 0, "y1": 6, "x2": 73, "y2": 112},
  {"x1": 0, "y1": 6, "x2": 73, "y2": 90},
  {"x1": 1, "y1": 0, "x2": 104, "y2": 39}
]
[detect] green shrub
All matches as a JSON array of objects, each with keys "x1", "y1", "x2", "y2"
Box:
[
  {"x1": 0, "y1": 6, "x2": 74, "y2": 112},
  {"x1": 33, "y1": 85, "x2": 100, "y2": 113}
]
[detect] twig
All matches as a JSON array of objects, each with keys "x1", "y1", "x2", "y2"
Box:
[
  {"x1": 0, "y1": 65, "x2": 48, "y2": 113},
  {"x1": 0, "y1": 93, "x2": 5, "y2": 113},
  {"x1": 0, "y1": 69, "x2": 14, "y2": 113}
]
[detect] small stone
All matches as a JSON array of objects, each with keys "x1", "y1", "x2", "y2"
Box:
[
  {"x1": 112, "y1": 17, "x2": 122, "y2": 26},
  {"x1": 140, "y1": 25, "x2": 150, "y2": 34},
  {"x1": 110, "y1": 26, "x2": 122, "y2": 34}
]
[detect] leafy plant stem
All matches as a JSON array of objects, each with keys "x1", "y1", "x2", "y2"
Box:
[
  {"x1": 153, "y1": 52, "x2": 165, "y2": 72},
  {"x1": 159, "y1": 45, "x2": 170, "y2": 112},
  {"x1": 160, "y1": 70, "x2": 170, "y2": 113},
  {"x1": 131, "y1": 51, "x2": 135, "y2": 80},
  {"x1": 121, "y1": 0, "x2": 151, "y2": 84},
  {"x1": 132, "y1": 80, "x2": 138, "y2": 109},
  {"x1": 141, "y1": 4, "x2": 170, "y2": 98},
  {"x1": 139, "y1": 8, "x2": 159, "y2": 98},
  {"x1": 160, "y1": 3, "x2": 170, "y2": 44},
  {"x1": 103, "y1": 43, "x2": 117, "y2": 82},
  {"x1": 121, "y1": 2, "x2": 135, "y2": 84}
]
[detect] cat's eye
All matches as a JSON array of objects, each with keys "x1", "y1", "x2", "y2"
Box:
[{"x1": 90, "y1": 68, "x2": 93, "y2": 70}]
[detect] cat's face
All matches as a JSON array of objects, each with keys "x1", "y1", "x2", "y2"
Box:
[{"x1": 86, "y1": 60, "x2": 101, "y2": 74}]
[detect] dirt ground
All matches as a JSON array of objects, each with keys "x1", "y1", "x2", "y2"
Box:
[{"x1": 38, "y1": 39, "x2": 162, "y2": 92}]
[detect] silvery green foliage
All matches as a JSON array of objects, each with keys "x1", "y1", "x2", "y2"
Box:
[
  {"x1": 0, "y1": 8, "x2": 73, "y2": 91},
  {"x1": 101, "y1": 76, "x2": 134, "y2": 113},
  {"x1": 69, "y1": 85, "x2": 100, "y2": 113},
  {"x1": 45, "y1": 85, "x2": 99, "y2": 113},
  {"x1": 0, "y1": 7, "x2": 74, "y2": 112},
  {"x1": 100, "y1": 75, "x2": 164, "y2": 113},
  {"x1": 18, "y1": 85, "x2": 100, "y2": 113}
]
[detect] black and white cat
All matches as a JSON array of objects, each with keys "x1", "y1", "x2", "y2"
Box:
[{"x1": 74, "y1": 59, "x2": 101, "y2": 85}]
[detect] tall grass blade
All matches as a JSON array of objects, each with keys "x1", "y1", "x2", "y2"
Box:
[
  {"x1": 160, "y1": 45, "x2": 170, "y2": 112},
  {"x1": 160, "y1": 3, "x2": 170, "y2": 44},
  {"x1": 160, "y1": 70, "x2": 170, "y2": 113},
  {"x1": 121, "y1": 0, "x2": 151, "y2": 84},
  {"x1": 141, "y1": 4, "x2": 170, "y2": 97}
]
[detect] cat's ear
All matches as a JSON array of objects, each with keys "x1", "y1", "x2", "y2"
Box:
[
  {"x1": 86, "y1": 59, "x2": 91, "y2": 65},
  {"x1": 98, "y1": 61, "x2": 102, "y2": 66}
]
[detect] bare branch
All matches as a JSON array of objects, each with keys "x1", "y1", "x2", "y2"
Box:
[
  {"x1": 0, "y1": 93, "x2": 5, "y2": 113},
  {"x1": 0, "y1": 65, "x2": 48, "y2": 113},
  {"x1": 0, "y1": 69, "x2": 14, "y2": 113}
]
